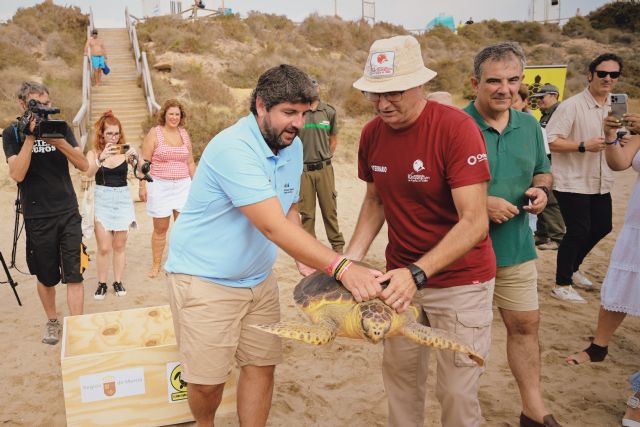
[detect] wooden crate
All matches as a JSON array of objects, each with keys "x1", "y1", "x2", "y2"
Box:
[{"x1": 61, "y1": 305, "x2": 237, "y2": 426}]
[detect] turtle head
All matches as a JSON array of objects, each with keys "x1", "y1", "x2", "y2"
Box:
[
  {"x1": 359, "y1": 302, "x2": 392, "y2": 343},
  {"x1": 361, "y1": 317, "x2": 390, "y2": 343}
]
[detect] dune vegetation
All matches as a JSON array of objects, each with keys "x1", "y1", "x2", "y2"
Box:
[
  {"x1": 0, "y1": 3, "x2": 88, "y2": 126},
  {"x1": 136, "y1": 2, "x2": 639, "y2": 159},
  {"x1": 1, "y1": 2, "x2": 638, "y2": 161}
]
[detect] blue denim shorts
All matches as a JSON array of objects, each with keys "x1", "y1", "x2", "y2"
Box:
[
  {"x1": 631, "y1": 370, "x2": 640, "y2": 393},
  {"x1": 94, "y1": 185, "x2": 136, "y2": 231}
]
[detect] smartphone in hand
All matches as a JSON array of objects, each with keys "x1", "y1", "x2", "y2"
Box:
[
  {"x1": 116, "y1": 144, "x2": 130, "y2": 154},
  {"x1": 610, "y1": 93, "x2": 628, "y2": 123}
]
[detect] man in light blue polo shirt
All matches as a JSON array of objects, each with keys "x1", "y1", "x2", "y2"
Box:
[{"x1": 164, "y1": 64, "x2": 382, "y2": 427}]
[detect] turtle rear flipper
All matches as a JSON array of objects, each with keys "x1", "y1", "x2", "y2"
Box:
[
  {"x1": 402, "y1": 322, "x2": 485, "y2": 367},
  {"x1": 251, "y1": 320, "x2": 338, "y2": 345}
]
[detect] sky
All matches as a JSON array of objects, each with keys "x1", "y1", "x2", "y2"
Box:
[{"x1": 1, "y1": 0, "x2": 617, "y2": 29}]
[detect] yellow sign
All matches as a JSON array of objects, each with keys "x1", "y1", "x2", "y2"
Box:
[
  {"x1": 524, "y1": 65, "x2": 568, "y2": 121},
  {"x1": 167, "y1": 363, "x2": 188, "y2": 402}
]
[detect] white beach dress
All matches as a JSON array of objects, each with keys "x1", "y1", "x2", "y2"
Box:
[{"x1": 601, "y1": 150, "x2": 640, "y2": 316}]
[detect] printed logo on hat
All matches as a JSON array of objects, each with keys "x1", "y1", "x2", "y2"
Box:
[{"x1": 370, "y1": 51, "x2": 395, "y2": 77}]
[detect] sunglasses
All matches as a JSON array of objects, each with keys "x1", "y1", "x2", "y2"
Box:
[{"x1": 595, "y1": 70, "x2": 621, "y2": 79}]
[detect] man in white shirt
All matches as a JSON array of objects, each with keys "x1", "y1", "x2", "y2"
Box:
[{"x1": 545, "y1": 53, "x2": 623, "y2": 303}]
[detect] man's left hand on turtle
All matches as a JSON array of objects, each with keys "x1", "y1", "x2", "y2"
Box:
[{"x1": 377, "y1": 268, "x2": 416, "y2": 313}]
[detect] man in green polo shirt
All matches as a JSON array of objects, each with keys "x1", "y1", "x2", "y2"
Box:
[
  {"x1": 297, "y1": 80, "x2": 345, "y2": 252},
  {"x1": 464, "y1": 42, "x2": 562, "y2": 427}
]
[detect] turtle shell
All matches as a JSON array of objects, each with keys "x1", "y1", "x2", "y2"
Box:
[{"x1": 293, "y1": 271, "x2": 356, "y2": 310}]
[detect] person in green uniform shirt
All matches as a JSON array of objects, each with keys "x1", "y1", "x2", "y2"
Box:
[
  {"x1": 464, "y1": 42, "x2": 563, "y2": 427},
  {"x1": 530, "y1": 84, "x2": 566, "y2": 251},
  {"x1": 297, "y1": 80, "x2": 345, "y2": 252}
]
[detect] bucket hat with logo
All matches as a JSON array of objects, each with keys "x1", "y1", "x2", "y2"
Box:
[{"x1": 353, "y1": 35, "x2": 437, "y2": 93}]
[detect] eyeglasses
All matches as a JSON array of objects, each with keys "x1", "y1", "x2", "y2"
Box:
[
  {"x1": 362, "y1": 91, "x2": 405, "y2": 102},
  {"x1": 595, "y1": 70, "x2": 621, "y2": 79},
  {"x1": 104, "y1": 132, "x2": 121, "y2": 138}
]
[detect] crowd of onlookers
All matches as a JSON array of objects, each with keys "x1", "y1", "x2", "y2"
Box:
[{"x1": 2, "y1": 33, "x2": 639, "y2": 427}]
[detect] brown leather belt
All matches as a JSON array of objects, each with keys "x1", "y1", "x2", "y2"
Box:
[{"x1": 304, "y1": 159, "x2": 331, "y2": 172}]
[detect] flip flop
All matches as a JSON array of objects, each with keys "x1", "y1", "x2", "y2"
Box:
[
  {"x1": 622, "y1": 419, "x2": 640, "y2": 426},
  {"x1": 566, "y1": 343, "x2": 607, "y2": 365}
]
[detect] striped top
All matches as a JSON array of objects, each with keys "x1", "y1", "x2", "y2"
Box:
[{"x1": 150, "y1": 126, "x2": 191, "y2": 180}]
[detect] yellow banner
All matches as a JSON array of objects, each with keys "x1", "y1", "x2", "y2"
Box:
[{"x1": 524, "y1": 65, "x2": 568, "y2": 121}]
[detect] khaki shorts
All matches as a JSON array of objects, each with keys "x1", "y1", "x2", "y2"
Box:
[
  {"x1": 167, "y1": 273, "x2": 282, "y2": 385},
  {"x1": 493, "y1": 260, "x2": 538, "y2": 311}
]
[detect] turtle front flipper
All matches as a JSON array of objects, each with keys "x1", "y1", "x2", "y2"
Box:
[
  {"x1": 251, "y1": 319, "x2": 338, "y2": 345},
  {"x1": 402, "y1": 322, "x2": 485, "y2": 366}
]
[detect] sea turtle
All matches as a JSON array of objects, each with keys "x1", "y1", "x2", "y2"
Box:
[{"x1": 253, "y1": 271, "x2": 484, "y2": 366}]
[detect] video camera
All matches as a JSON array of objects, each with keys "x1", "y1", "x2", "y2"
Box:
[{"x1": 16, "y1": 99, "x2": 67, "y2": 139}]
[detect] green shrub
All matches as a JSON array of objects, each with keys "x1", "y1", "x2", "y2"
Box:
[
  {"x1": 186, "y1": 105, "x2": 238, "y2": 161},
  {"x1": 589, "y1": 2, "x2": 640, "y2": 32},
  {"x1": 10, "y1": 2, "x2": 88, "y2": 44},
  {"x1": 215, "y1": 14, "x2": 250, "y2": 43},
  {"x1": 563, "y1": 16, "x2": 596, "y2": 39},
  {"x1": 136, "y1": 15, "x2": 221, "y2": 54},
  {"x1": 0, "y1": 3, "x2": 85, "y2": 128}
]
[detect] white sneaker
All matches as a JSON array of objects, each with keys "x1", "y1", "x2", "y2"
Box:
[
  {"x1": 572, "y1": 271, "x2": 593, "y2": 288},
  {"x1": 551, "y1": 286, "x2": 587, "y2": 303}
]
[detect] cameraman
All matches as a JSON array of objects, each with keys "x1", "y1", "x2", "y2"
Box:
[{"x1": 2, "y1": 81, "x2": 89, "y2": 345}]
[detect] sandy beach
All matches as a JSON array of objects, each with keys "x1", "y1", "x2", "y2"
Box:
[{"x1": 0, "y1": 140, "x2": 639, "y2": 427}]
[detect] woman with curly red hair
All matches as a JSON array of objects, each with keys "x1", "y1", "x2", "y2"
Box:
[
  {"x1": 140, "y1": 99, "x2": 195, "y2": 278},
  {"x1": 85, "y1": 110, "x2": 138, "y2": 300}
]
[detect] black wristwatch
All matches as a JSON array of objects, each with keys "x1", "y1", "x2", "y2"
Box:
[
  {"x1": 406, "y1": 263, "x2": 428, "y2": 290},
  {"x1": 578, "y1": 141, "x2": 586, "y2": 153}
]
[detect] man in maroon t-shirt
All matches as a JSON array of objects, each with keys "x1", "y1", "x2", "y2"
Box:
[{"x1": 345, "y1": 35, "x2": 496, "y2": 427}]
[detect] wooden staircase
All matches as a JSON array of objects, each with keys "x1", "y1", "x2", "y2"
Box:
[{"x1": 90, "y1": 28, "x2": 148, "y2": 149}]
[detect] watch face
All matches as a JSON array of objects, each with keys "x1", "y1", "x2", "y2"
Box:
[{"x1": 407, "y1": 264, "x2": 427, "y2": 288}]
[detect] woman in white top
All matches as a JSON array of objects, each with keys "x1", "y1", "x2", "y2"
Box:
[{"x1": 567, "y1": 112, "x2": 640, "y2": 370}]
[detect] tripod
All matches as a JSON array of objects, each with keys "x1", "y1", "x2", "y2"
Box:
[{"x1": 0, "y1": 250, "x2": 21, "y2": 306}]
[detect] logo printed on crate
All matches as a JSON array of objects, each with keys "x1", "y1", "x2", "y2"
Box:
[
  {"x1": 79, "y1": 368, "x2": 146, "y2": 403},
  {"x1": 167, "y1": 362, "x2": 188, "y2": 403},
  {"x1": 102, "y1": 376, "x2": 116, "y2": 396}
]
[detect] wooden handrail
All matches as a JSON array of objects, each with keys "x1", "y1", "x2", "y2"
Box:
[
  {"x1": 125, "y1": 7, "x2": 160, "y2": 114},
  {"x1": 72, "y1": 7, "x2": 94, "y2": 151}
]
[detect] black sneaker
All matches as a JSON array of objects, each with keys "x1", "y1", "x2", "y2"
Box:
[
  {"x1": 113, "y1": 281, "x2": 127, "y2": 297},
  {"x1": 94, "y1": 282, "x2": 108, "y2": 300}
]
